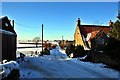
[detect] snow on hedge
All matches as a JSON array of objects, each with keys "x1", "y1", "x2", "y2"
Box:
[{"x1": 0, "y1": 60, "x2": 19, "y2": 78}]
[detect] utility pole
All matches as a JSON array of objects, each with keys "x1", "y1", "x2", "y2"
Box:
[
  {"x1": 41, "y1": 24, "x2": 43, "y2": 56},
  {"x1": 62, "y1": 36, "x2": 63, "y2": 41}
]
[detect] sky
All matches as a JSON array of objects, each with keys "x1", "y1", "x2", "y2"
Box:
[{"x1": 2, "y1": 2, "x2": 118, "y2": 40}]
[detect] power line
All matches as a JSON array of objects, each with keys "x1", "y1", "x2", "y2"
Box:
[{"x1": 14, "y1": 21, "x2": 39, "y2": 28}]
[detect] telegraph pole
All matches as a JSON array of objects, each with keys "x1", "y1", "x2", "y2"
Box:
[
  {"x1": 62, "y1": 36, "x2": 63, "y2": 41},
  {"x1": 41, "y1": 24, "x2": 43, "y2": 56}
]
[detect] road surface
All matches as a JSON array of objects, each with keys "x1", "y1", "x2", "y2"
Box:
[{"x1": 19, "y1": 57, "x2": 110, "y2": 78}]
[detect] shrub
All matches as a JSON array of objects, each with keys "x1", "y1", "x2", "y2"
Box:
[
  {"x1": 48, "y1": 43, "x2": 52, "y2": 50},
  {"x1": 65, "y1": 44, "x2": 86, "y2": 58},
  {"x1": 73, "y1": 45, "x2": 85, "y2": 58},
  {"x1": 40, "y1": 48, "x2": 50, "y2": 55},
  {"x1": 65, "y1": 44, "x2": 75, "y2": 57},
  {"x1": 104, "y1": 37, "x2": 120, "y2": 59}
]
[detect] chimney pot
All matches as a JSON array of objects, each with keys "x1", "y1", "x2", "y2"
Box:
[
  {"x1": 12, "y1": 20, "x2": 14, "y2": 28},
  {"x1": 77, "y1": 18, "x2": 81, "y2": 26},
  {"x1": 109, "y1": 20, "x2": 113, "y2": 27}
]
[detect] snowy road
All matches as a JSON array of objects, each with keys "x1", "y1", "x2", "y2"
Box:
[
  {"x1": 2, "y1": 45, "x2": 119, "y2": 78},
  {"x1": 19, "y1": 57, "x2": 118, "y2": 78},
  {"x1": 18, "y1": 46, "x2": 119, "y2": 78}
]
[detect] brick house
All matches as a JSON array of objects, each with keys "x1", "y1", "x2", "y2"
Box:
[{"x1": 74, "y1": 18, "x2": 112, "y2": 50}]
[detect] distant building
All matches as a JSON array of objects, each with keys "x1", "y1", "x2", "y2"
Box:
[
  {"x1": 74, "y1": 18, "x2": 112, "y2": 50},
  {"x1": 0, "y1": 16, "x2": 17, "y2": 61}
]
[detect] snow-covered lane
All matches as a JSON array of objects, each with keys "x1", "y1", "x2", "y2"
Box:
[
  {"x1": 61, "y1": 60, "x2": 108, "y2": 78},
  {"x1": 17, "y1": 46, "x2": 119, "y2": 78},
  {"x1": 19, "y1": 57, "x2": 117, "y2": 78}
]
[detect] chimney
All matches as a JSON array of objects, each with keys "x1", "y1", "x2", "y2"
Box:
[
  {"x1": 12, "y1": 20, "x2": 14, "y2": 28},
  {"x1": 77, "y1": 18, "x2": 81, "y2": 26},
  {"x1": 109, "y1": 20, "x2": 113, "y2": 27}
]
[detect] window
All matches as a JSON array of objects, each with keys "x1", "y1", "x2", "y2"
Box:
[
  {"x1": 5, "y1": 23, "x2": 8, "y2": 27},
  {"x1": 97, "y1": 38, "x2": 104, "y2": 44}
]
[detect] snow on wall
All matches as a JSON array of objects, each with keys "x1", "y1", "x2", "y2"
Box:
[{"x1": 0, "y1": 29, "x2": 16, "y2": 35}]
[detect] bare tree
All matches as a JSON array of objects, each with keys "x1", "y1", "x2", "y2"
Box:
[{"x1": 33, "y1": 37, "x2": 40, "y2": 47}]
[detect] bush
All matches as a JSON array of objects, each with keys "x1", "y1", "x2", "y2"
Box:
[
  {"x1": 65, "y1": 44, "x2": 86, "y2": 58},
  {"x1": 44, "y1": 42, "x2": 52, "y2": 49},
  {"x1": 48, "y1": 43, "x2": 52, "y2": 50},
  {"x1": 40, "y1": 48, "x2": 50, "y2": 55},
  {"x1": 73, "y1": 45, "x2": 85, "y2": 58},
  {"x1": 80, "y1": 50, "x2": 92, "y2": 62},
  {"x1": 2, "y1": 69, "x2": 20, "y2": 80},
  {"x1": 104, "y1": 37, "x2": 120, "y2": 59},
  {"x1": 65, "y1": 44, "x2": 75, "y2": 57}
]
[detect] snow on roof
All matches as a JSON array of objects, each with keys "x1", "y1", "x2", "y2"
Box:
[
  {"x1": 0, "y1": 16, "x2": 5, "y2": 19},
  {"x1": 107, "y1": 35, "x2": 110, "y2": 38},
  {"x1": 0, "y1": 29, "x2": 16, "y2": 35},
  {"x1": 86, "y1": 33, "x2": 91, "y2": 41},
  {"x1": 0, "y1": 16, "x2": 7, "y2": 21},
  {"x1": 88, "y1": 30, "x2": 100, "y2": 42}
]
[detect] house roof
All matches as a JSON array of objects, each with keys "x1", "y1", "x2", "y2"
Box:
[
  {"x1": 88, "y1": 30, "x2": 100, "y2": 42},
  {"x1": 77, "y1": 24, "x2": 111, "y2": 49},
  {"x1": 80, "y1": 25, "x2": 110, "y2": 28},
  {"x1": 79, "y1": 25, "x2": 111, "y2": 35},
  {"x1": 75, "y1": 18, "x2": 112, "y2": 50},
  {"x1": 0, "y1": 16, "x2": 16, "y2": 34}
]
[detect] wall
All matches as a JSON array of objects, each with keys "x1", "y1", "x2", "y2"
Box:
[
  {"x1": 2, "y1": 32, "x2": 16, "y2": 61},
  {"x1": 74, "y1": 26, "x2": 86, "y2": 49}
]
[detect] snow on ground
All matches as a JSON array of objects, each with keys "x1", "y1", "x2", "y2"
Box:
[
  {"x1": 17, "y1": 44, "x2": 40, "y2": 48},
  {"x1": 17, "y1": 47, "x2": 42, "y2": 52},
  {"x1": 17, "y1": 47, "x2": 42, "y2": 57},
  {"x1": 71, "y1": 58, "x2": 119, "y2": 78},
  {"x1": 16, "y1": 41, "x2": 59, "y2": 57},
  {"x1": 0, "y1": 60, "x2": 19, "y2": 78},
  {"x1": 16, "y1": 46, "x2": 120, "y2": 78},
  {"x1": 1, "y1": 43, "x2": 118, "y2": 78}
]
